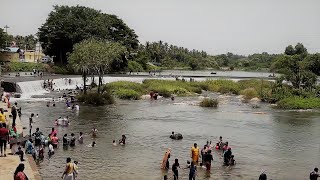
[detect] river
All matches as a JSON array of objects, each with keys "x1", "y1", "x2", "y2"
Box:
[{"x1": 16, "y1": 91, "x2": 320, "y2": 180}]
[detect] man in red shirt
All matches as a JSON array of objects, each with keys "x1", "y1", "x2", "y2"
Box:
[{"x1": 0, "y1": 123, "x2": 9, "y2": 157}]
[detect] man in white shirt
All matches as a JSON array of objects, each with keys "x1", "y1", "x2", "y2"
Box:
[{"x1": 48, "y1": 143, "x2": 54, "y2": 158}]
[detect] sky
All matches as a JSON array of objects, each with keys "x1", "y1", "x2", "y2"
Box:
[{"x1": 0, "y1": 0, "x2": 319, "y2": 55}]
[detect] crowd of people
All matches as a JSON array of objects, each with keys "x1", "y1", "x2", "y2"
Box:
[{"x1": 162, "y1": 136, "x2": 236, "y2": 180}]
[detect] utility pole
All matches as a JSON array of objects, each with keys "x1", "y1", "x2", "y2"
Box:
[{"x1": 4, "y1": 25, "x2": 9, "y2": 47}]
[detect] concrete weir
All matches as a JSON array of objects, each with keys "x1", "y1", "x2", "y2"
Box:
[{"x1": 0, "y1": 102, "x2": 41, "y2": 180}]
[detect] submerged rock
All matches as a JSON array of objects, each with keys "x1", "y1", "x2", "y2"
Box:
[{"x1": 170, "y1": 133, "x2": 183, "y2": 140}]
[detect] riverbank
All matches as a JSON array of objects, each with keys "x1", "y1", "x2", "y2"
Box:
[{"x1": 0, "y1": 102, "x2": 41, "y2": 180}]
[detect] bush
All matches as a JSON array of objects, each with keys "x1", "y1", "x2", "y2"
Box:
[
  {"x1": 106, "y1": 81, "x2": 144, "y2": 93},
  {"x1": 76, "y1": 92, "x2": 114, "y2": 106},
  {"x1": 204, "y1": 80, "x2": 240, "y2": 94},
  {"x1": 143, "y1": 79, "x2": 200, "y2": 97},
  {"x1": 127, "y1": 61, "x2": 144, "y2": 72},
  {"x1": 3, "y1": 62, "x2": 50, "y2": 72},
  {"x1": 114, "y1": 88, "x2": 141, "y2": 100},
  {"x1": 240, "y1": 88, "x2": 258, "y2": 100},
  {"x1": 277, "y1": 96, "x2": 320, "y2": 109},
  {"x1": 52, "y1": 65, "x2": 74, "y2": 74},
  {"x1": 200, "y1": 98, "x2": 219, "y2": 107}
]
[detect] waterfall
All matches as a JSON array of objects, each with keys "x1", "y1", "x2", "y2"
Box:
[{"x1": 16, "y1": 76, "x2": 149, "y2": 99}]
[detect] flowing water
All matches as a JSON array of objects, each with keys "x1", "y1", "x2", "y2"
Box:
[{"x1": 17, "y1": 93, "x2": 320, "y2": 180}]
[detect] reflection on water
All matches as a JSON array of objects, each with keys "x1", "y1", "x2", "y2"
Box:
[{"x1": 17, "y1": 95, "x2": 320, "y2": 180}]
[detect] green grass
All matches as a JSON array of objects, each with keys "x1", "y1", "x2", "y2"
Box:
[
  {"x1": 240, "y1": 88, "x2": 259, "y2": 100},
  {"x1": 277, "y1": 96, "x2": 320, "y2": 109},
  {"x1": 76, "y1": 91, "x2": 115, "y2": 105},
  {"x1": 200, "y1": 98, "x2": 219, "y2": 107},
  {"x1": 114, "y1": 88, "x2": 141, "y2": 100},
  {"x1": 106, "y1": 81, "x2": 144, "y2": 100},
  {"x1": 3, "y1": 62, "x2": 50, "y2": 72},
  {"x1": 142, "y1": 79, "x2": 202, "y2": 97},
  {"x1": 203, "y1": 79, "x2": 240, "y2": 94}
]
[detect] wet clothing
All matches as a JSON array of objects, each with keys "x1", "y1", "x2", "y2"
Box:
[
  {"x1": 224, "y1": 150, "x2": 232, "y2": 165},
  {"x1": 70, "y1": 136, "x2": 76, "y2": 147},
  {"x1": 259, "y1": 173, "x2": 267, "y2": 180},
  {"x1": 191, "y1": 146, "x2": 200, "y2": 163},
  {"x1": 33, "y1": 131, "x2": 42, "y2": 146},
  {"x1": 63, "y1": 137, "x2": 69, "y2": 146},
  {"x1": 189, "y1": 165, "x2": 197, "y2": 180},
  {"x1": 172, "y1": 163, "x2": 179, "y2": 180},
  {"x1": 165, "y1": 154, "x2": 170, "y2": 169},
  {"x1": 310, "y1": 171, "x2": 320, "y2": 180},
  {"x1": 63, "y1": 162, "x2": 75, "y2": 180},
  {"x1": 204, "y1": 153, "x2": 213, "y2": 171}
]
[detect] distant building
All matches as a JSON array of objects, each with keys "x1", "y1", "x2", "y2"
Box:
[{"x1": 0, "y1": 46, "x2": 45, "y2": 63}]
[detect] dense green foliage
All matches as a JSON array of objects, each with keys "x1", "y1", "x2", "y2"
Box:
[
  {"x1": 200, "y1": 98, "x2": 219, "y2": 108},
  {"x1": 5, "y1": 34, "x2": 38, "y2": 50},
  {"x1": 68, "y1": 38, "x2": 126, "y2": 93},
  {"x1": 127, "y1": 61, "x2": 144, "y2": 72},
  {"x1": 2, "y1": 62, "x2": 49, "y2": 72},
  {"x1": 240, "y1": 88, "x2": 259, "y2": 100},
  {"x1": 76, "y1": 91, "x2": 114, "y2": 105},
  {"x1": 277, "y1": 97, "x2": 320, "y2": 109},
  {"x1": 133, "y1": 41, "x2": 218, "y2": 70},
  {"x1": 271, "y1": 43, "x2": 317, "y2": 89},
  {"x1": 0, "y1": 28, "x2": 6, "y2": 48},
  {"x1": 38, "y1": 5, "x2": 138, "y2": 66},
  {"x1": 106, "y1": 81, "x2": 144, "y2": 100}
]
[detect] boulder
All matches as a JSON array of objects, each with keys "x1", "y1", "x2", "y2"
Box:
[{"x1": 170, "y1": 133, "x2": 183, "y2": 140}]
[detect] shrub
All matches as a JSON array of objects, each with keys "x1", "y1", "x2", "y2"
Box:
[
  {"x1": 204, "y1": 80, "x2": 240, "y2": 94},
  {"x1": 114, "y1": 88, "x2": 141, "y2": 100},
  {"x1": 76, "y1": 92, "x2": 114, "y2": 106},
  {"x1": 142, "y1": 79, "x2": 199, "y2": 97},
  {"x1": 3, "y1": 62, "x2": 50, "y2": 72},
  {"x1": 240, "y1": 88, "x2": 259, "y2": 100},
  {"x1": 127, "y1": 61, "x2": 144, "y2": 72},
  {"x1": 200, "y1": 98, "x2": 219, "y2": 107},
  {"x1": 277, "y1": 96, "x2": 320, "y2": 109},
  {"x1": 106, "y1": 81, "x2": 144, "y2": 93}
]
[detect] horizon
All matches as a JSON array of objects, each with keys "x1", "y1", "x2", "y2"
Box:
[{"x1": 1, "y1": 0, "x2": 319, "y2": 55}]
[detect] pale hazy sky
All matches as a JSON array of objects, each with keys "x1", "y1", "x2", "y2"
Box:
[{"x1": 1, "y1": 0, "x2": 319, "y2": 55}]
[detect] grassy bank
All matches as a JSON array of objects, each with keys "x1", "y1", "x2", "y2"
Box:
[
  {"x1": 1, "y1": 62, "x2": 75, "y2": 75},
  {"x1": 277, "y1": 96, "x2": 320, "y2": 109},
  {"x1": 76, "y1": 91, "x2": 115, "y2": 105},
  {"x1": 105, "y1": 79, "x2": 320, "y2": 109}
]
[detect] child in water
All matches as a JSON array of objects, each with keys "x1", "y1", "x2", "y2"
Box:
[
  {"x1": 112, "y1": 140, "x2": 117, "y2": 146},
  {"x1": 87, "y1": 141, "x2": 96, "y2": 147}
]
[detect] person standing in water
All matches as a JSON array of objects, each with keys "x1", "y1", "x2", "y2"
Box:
[
  {"x1": 78, "y1": 132, "x2": 83, "y2": 144},
  {"x1": 61, "y1": 157, "x2": 75, "y2": 180},
  {"x1": 172, "y1": 158, "x2": 180, "y2": 180},
  {"x1": 191, "y1": 143, "x2": 200, "y2": 164},
  {"x1": 70, "y1": 133, "x2": 76, "y2": 147},
  {"x1": 29, "y1": 113, "x2": 34, "y2": 136},
  {"x1": 63, "y1": 134, "x2": 69, "y2": 148},
  {"x1": 310, "y1": 168, "x2": 320, "y2": 180},
  {"x1": 90, "y1": 128, "x2": 98, "y2": 138},
  {"x1": 189, "y1": 161, "x2": 197, "y2": 180},
  {"x1": 119, "y1": 135, "x2": 126, "y2": 145}
]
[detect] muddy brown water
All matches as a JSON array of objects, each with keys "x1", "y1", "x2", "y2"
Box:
[{"x1": 17, "y1": 95, "x2": 320, "y2": 180}]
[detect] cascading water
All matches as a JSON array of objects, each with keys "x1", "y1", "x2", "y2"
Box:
[{"x1": 16, "y1": 76, "x2": 150, "y2": 99}]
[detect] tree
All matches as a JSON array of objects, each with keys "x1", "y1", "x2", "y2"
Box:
[
  {"x1": 0, "y1": 28, "x2": 6, "y2": 48},
  {"x1": 38, "y1": 5, "x2": 138, "y2": 65},
  {"x1": 304, "y1": 53, "x2": 320, "y2": 76},
  {"x1": 273, "y1": 43, "x2": 317, "y2": 89},
  {"x1": 68, "y1": 38, "x2": 126, "y2": 94},
  {"x1": 285, "y1": 45, "x2": 295, "y2": 55}
]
